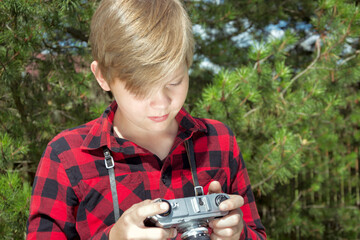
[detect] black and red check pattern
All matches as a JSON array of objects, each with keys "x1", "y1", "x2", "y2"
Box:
[{"x1": 27, "y1": 101, "x2": 266, "y2": 240}]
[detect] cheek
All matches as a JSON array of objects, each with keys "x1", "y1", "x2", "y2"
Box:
[
  {"x1": 117, "y1": 99, "x2": 145, "y2": 116},
  {"x1": 172, "y1": 89, "x2": 187, "y2": 108},
  {"x1": 180, "y1": 84, "x2": 189, "y2": 102}
]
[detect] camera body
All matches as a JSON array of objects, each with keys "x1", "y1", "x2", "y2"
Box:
[{"x1": 144, "y1": 193, "x2": 230, "y2": 240}]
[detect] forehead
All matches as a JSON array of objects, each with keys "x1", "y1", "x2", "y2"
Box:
[{"x1": 163, "y1": 63, "x2": 188, "y2": 82}]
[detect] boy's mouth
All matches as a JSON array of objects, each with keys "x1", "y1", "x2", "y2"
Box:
[{"x1": 148, "y1": 114, "x2": 169, "y2": 122}]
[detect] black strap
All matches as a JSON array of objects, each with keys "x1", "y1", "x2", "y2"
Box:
[
  {"x1": 103, "y1": 147, "x2": 120, "y2": 221},
  {"x1": 184, "y1": 138, "x2": 204, "y2": 196}
]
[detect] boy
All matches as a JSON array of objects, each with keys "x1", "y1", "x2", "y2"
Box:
[{"x1": 27, "y1": 0, "x2": 267, "y2": 239}]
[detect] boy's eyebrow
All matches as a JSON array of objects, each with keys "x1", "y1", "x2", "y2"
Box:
[
  {"x1": 173, "y1": 74, "x2": 184, "y2": 82},
  {"x1": 166, "y1": 72, "x2": 185, "y2": 84}
]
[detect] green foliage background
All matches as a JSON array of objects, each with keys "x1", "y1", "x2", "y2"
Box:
[{"x1": 1, "y1": 0, "x2": 359, "y2": 239}]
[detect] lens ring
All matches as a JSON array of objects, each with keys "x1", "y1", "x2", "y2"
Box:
[
  {"x1": 183, "y1": 233, "x2": 210, "y2": 240},
  {"x1": 181, "y1": 227, "x2": 210, "y2": 240}
]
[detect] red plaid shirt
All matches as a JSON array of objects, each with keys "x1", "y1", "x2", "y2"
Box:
[{"x1": 27, "y1": 101, "x2": 266, "y2": 240}]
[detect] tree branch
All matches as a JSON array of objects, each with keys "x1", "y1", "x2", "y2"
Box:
[
  {"x1": 65, "y1": 27, "x2": 88, "y2": 42},
  {"x1": 281, "y1": 38, "x2": 321, "y2": 97}
]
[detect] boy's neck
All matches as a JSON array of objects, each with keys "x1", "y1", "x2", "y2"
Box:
[
  {"x1": 113, "y1": 115, "x2": 178, "y2": 140},
  {"x1": 113, "y1": 110, "x2": 179, "y2": 160}
]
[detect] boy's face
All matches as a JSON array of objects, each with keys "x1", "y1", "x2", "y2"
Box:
[{"x1": 110, "y1": 64, "x2": 189, "y2": 135}]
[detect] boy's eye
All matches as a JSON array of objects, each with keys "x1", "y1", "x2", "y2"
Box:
[{"x1": 168, "y1": 81, "x2": 182, "y2": 86}]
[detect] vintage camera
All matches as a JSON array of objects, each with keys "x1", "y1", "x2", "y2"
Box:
[{"x1": 144, "y1": 193, "x2": 230, "y2": 240}]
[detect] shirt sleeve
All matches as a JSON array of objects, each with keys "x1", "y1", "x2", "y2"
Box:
[
  {"x1": 26, "y1": 143, "x2": 112, "y2": 240},
  {"x1": 230, "y1": 136, "x2": 267, "y2": 240}
]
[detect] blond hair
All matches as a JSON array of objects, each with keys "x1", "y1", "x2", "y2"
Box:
[{"x1": 89, "y1": 0, "x2": 194, "y2": 97}]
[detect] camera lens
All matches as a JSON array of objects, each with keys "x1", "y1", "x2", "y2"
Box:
[
  {"x1": 181, "y1": 227, "x2": 210, "y2": 240},
  {"x1": 215, "y1": 194, "x2": 229, "y2": 207},
  {"x1": 183, "y1": 233, "x2": 210, "y2": 240}
]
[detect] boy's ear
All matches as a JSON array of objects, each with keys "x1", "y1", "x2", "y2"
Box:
[{"x1": 90, "y1": 61, "x2": 111, "y2": 91}]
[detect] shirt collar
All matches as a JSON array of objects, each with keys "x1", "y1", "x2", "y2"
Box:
[{"x1": 81, "y1": 100, "x2": 206, "y2": 153}]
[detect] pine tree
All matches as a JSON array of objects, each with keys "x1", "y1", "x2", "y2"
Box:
[
  {"x1": 0, "y1": 172, "x2": 31, "y2": 239},
  {"x1": 0, "y1": 1, "x2": 106, "y2": 238},
  {"x1": 192, "y1": 0, "x2": 360, "y2": 238},
  {"x1": 184, "y1": 0, "x2": 320, "y2": 105},
  {"x1": 0, "y1": 0, "x2": 106, "y2": 175}
]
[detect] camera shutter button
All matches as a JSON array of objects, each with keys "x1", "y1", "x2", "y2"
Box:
[
  {"x1": 215, "y1": 194, "x2": 229, "y2": 207},
  {"x1": 159, "y1": 199, "x2": 172, "y2": 217}
]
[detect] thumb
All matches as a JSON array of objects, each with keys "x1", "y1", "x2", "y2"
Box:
[{"x1": 208, "y1": 181, "x2": 222, "y2": 194}]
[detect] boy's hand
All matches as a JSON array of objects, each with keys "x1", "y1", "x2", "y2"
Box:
[
  {"x1": 109, "y1": 199, "x2": 177, "y2": 240},
  {"x1": 208, "y1": 181, "x2": 244, "y2": 240}
]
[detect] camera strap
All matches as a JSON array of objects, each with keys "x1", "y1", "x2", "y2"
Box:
[
  {"x1": 103, "y1": 146, "x2": 120, "y2": 222},
  {"x1": 103, "y1": 137, "x2": 203, "y2": 222},
  {"x1": 184, "y1": 138, "x2": 204, "y2": 196}
]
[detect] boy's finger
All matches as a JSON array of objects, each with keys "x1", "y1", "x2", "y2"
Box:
[
  {"x1": 210, "y1": 208, "x2": 243, "y2": 228},
  {"x1": 132, "y1": 200, "x2": 170, "y2": 222},
  {"x1": 211, "y1": 225, "x2": 239, "y2": 238},
  {"x1": 120, "y1": 227, "x2": 177, "y2": 239},
  {"x1": 219, "y1": 195, "x2": 244, "y2": 211},
  {"x1": 142, "y1": 227, "x2": 177, "y2": 239},
  {"x1": 208, "y1": 181, "x2": 222, "y2": 194}
]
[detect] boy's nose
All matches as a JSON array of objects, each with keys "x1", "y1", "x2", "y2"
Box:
[{"x1": 150, "y1": 89, "x2": 171, "y2": 109}]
